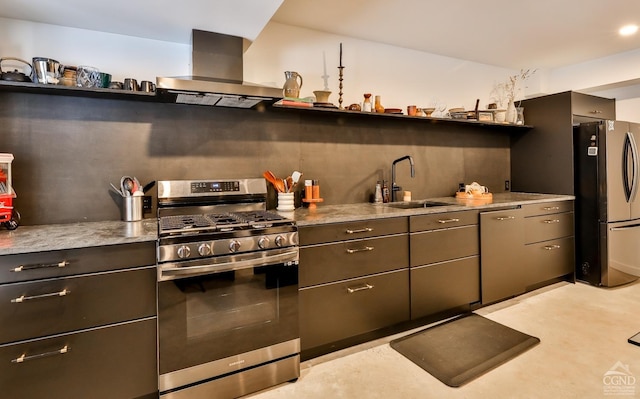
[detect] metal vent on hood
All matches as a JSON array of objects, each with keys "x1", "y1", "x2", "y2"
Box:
[{"x1": 156, "y1": 30, "x2": 282, "y2": 108}]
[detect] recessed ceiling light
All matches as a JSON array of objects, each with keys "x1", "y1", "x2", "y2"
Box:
[{"x1": 619, "y1": 24, "x2": 638, "y2": 36}]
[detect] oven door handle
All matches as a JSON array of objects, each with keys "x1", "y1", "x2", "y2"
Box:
[{"x1": 159, "y1": 249, "x2": 299, "y2": 281}]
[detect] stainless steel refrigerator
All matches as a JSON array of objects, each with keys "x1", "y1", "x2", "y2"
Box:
[{"x1": 574, "y1": 120, "x2": 640, "y2": 286}]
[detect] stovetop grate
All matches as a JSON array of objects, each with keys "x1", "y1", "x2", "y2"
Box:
[{"x1": 159, "y1": 211, "x2": 292, "y2": 234}]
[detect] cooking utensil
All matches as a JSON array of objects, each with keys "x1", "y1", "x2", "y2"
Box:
[
  {"x1": 0, "y1": 58, "x2": 33, "y2": 82},
  {"x1": 285, "y1": 176, "x2": 293, "y2": 193},
  {"x1": 142, "y1": 180, "x2": 156, "y2": 193},
  {"x1": 291, "y1": 171, "x2": 302, "y2": 184},
  {"x1": 110, "y1": 182, "x2": 124, "y2": 196},
  {"x1": 262, "y1": 170, "x2": 285, "y2": 193},
  {"x1": 290, "y1": 171, "x2": 303, "y2": 192},
  {"x1": 120, "y1": 176, "x2": 134, "y2": 196},
  {"x1": 132, "y1": 176, "x2": 142, "y2": 193}
]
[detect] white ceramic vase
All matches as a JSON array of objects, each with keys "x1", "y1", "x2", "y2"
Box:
[{"x1": 505, "y1": 100, "x2": 517, "y2": 124}]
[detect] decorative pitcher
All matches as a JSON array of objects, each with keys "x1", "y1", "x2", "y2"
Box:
[{"x1": 283, "y1": 71, "x2": 303, "y2": 98}]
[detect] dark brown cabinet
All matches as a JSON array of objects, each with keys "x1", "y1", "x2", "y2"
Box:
[
  {"x1": 511, "y1": 91, "x2": 615, "y2": 195},
  {"x1": 298, "y1": 217, "x2": 409, "y2": 352},
  {"x1": 480, "y1": 208, "x2": 525, "y2": 304},
  {"x1": 522, "y1": 201, "x2": 575, "y2": 286},
  {"x1": 409, "y1": 210, "x2": 480, "y2": 319},
  {"x1": 0, "y1": 242, "x2": 157, "y2": 399}
]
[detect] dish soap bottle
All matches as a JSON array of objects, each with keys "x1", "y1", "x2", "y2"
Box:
[
  {"x1": 382, "y1": 180, "x2": 390, "y2": 203},
  {"x1": 374, "y1": 181, "x2": 383, "y2": 203}
]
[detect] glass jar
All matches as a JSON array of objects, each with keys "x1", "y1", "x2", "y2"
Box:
[{"x1": 515, "y1": 107, "x2": 525, "y2": 125}]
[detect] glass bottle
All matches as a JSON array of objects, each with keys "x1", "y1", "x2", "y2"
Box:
[
  {"x1": 374, "y1": 95, "x2": 385, "y2": 113},
  {"x1": 382, "y1": 180, "x2": 390, "y2": 203},
  {"x1": 363, "y1": 93, "x2": 372, "y2": 112}
]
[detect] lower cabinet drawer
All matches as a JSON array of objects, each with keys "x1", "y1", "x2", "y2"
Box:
[
  {"x1": 0, "y1": 318, "x2": 157, "y2": 399},
  {"x1": 411, "y1": 256, "x2": 480, "y2": 320},
  {"x1": 0, "y1": 242, "x2": 156, "y2": 284},
  {"x1": 522, "y1": 201, "x2": 574, "y2": 217},
  {"x1": 524, "y1": 212, "x2": 574, "y2": 244},
  {"x1": 525, "y1": 236, "x2": 575, "y2": 285},
  {"x1": 299, "y1": 269, "x2": 410, "y2": 350},
  {"x1": 300, "y1": 234, "x2": 409, "y2": 287},
  {"x1": 0, "y1": 267, "x2": 157, "y2": 345},
  {"x1": 410, "y1": 225, "x2": 479, "y2": 267}
]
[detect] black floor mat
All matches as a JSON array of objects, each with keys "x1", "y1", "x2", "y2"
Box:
[{"x1": 390, "y1": 313, "x2": 540, "y2": 387}]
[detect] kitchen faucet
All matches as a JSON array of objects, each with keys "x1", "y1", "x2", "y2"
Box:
[{"x1": 391, "y1": 155, "x2": 415, "y2": 202}]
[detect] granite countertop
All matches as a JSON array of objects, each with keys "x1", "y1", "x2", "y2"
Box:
[
  {"x1": 0, "y1": 219, "x2": 157, "y2": 255},
  {"x1": 0, "y1": 193, "x2": 573, "y2": 255},
  {"x1": 287, "y1": 192, "x2": 575, "y2": 226}
]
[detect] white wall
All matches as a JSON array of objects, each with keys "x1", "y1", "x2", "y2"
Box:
[
  {"x1": 1, "y1": 17, "x2": 638, "y2": 120},
  {"x1": 246, "y1": 22, "x2": 516, "y2": 111},
  {"x1": 0, "y1": 17, "x2": 190, "y2": 83}
]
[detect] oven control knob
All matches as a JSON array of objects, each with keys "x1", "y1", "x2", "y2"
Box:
[
  {"x1": 198, "y1": 243, "x2": 212, "y2": 256},
  {"x1": 229, "y1": 240, "x2": 241, "y2": 253},
  {"x1": 177, "y1": 245, "x2": 191, "y2": 259},
  {"x1": 275, "y1": 235, "x2": 286, "y2": 247},
  {"x1": 258, "y1": 237, "x2": 270, "y2": 249}
]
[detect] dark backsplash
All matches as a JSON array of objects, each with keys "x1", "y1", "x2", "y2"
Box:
[{"x1": 0, "y1": 92, "x2": 510, "y2": 225}]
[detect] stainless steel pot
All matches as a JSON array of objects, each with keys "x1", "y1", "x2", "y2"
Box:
[
  {"x1": 0, "y1": 57, "x2": 32, "y2": 82},
  {"x1": 32, "y1": 57, "x2": 62, "y2": 84}
]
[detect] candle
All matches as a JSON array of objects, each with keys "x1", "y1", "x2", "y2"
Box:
[
  {"x1": 339, "y1": 43, "x2": 343, "y2": 67},
  {"x1": 322, "y1": 51, "x2": 329, "y2": 90}
]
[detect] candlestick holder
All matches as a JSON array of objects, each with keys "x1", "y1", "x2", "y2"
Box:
[{"x1": 338, "y1": 66, "x2": 344, "y2": 110}]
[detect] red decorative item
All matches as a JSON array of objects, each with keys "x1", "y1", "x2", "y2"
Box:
[{"x1": 0, "y1": 153, "x2": 20, "y2": 230}]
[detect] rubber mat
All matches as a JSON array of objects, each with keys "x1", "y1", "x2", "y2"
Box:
[{"x1": 390, "y1": 313, "x2": 540, "y2": 387}]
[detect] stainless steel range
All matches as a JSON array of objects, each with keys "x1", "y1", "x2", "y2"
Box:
[{"x1": 156, "y1": 179, "x2": 299, "y2": 399}]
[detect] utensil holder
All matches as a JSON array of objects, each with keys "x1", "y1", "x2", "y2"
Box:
[
  {"x1": 276, "y1": 192, "x2": 295, "y2": 211},
  {"x1": 122, "y1": 196, "x2": 143, "y2": 222}
]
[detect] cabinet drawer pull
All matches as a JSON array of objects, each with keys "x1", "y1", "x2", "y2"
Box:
[
  {"x1": 11, "y1": 289, "x2": 70, "y2": 303},
  {"x1": 542, "y1": 206, "x2": 560, "y2": 211},
  {"x1": 346, "y1": 246, "x2": 374, "y2": 254},
  {"x1": 10, "y1": 261, "x2": 69, "y2": 273},
  {"x1": 543, "y1": 219, "x2": 561, "y2": 224},
  {"x1": 12, "y1": 345, "x2": 69, "y2": 364},
  {"x1": 543, "y1": 245, "x2": 561, "y2": 250},
  {"x1": 589, "y1": 110, "x2": 603, "y2": 114},
  {"x1": 347, "y1": 283, "x2": 374, "y2": 293},
  {"x1": 495, "y1": 216, "x2": 515, "y2": 221},
  {"x1": 345, "y1": 227, "x2": 373, "y2": 234},
  {"x1": 437, "y1": 218, "x2": 460, "y2": 224}
]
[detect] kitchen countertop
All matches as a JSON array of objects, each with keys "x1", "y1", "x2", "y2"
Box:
[
  {"x1": 287, "y1": 192, "x2": 575, "y2": 226},
  {"x1": 0, "y1": 193, "x2": 573, "y2": 255},
  {"x1": 0, "y1": 219, "x2": 157, "y2": 255}
]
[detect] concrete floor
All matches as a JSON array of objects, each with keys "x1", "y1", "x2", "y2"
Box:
[{"x1": 248, "y1": 280, "x2": 640, "y2": 399}]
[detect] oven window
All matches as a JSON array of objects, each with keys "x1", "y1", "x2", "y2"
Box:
[{"x1": 158, "y1": 264, "x2": 298, "y2": 375}]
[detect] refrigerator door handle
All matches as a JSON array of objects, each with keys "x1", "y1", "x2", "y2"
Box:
[
  {"x1": 628, "y1": 131, "x2": 639, "y2": 201},
  {"x1": 623, "y1": 132, "x2": 635, "y2": 202}
]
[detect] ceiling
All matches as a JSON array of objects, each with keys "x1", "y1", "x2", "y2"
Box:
[{"x1": 0, "y1": 0, "x2": 639, "y2": 70}]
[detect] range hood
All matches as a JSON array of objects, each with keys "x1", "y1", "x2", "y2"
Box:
[{"x1": 156, "y1": 30, "x2": 283, "y2": 108}]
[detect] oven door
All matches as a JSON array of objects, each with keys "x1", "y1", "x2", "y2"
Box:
[{"x1": 157, "y1": 251, "x2": 299, "y2": 393}]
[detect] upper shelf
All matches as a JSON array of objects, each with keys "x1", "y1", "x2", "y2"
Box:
[
  {"x1": 0, "y1": 80, "x2": 533, "y2": 129},
  {"x1": 0, "y1": 80, "x2": 158, "y2": 101},
  {"x1": 271, "y1": 103, "x2": 533, "y2": 130}
]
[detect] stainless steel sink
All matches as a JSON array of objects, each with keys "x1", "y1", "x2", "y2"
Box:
[{"x1": 384, "y1": 201, "x2": 449, "y2": 209}]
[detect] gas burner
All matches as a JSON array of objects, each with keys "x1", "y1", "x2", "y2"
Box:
[
  {"x1": 160, "y1": 215, "x2": 215, "y2": 233},
  {"x1": 230, "y1": 211, "x2": 289, "y2": 227}
]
